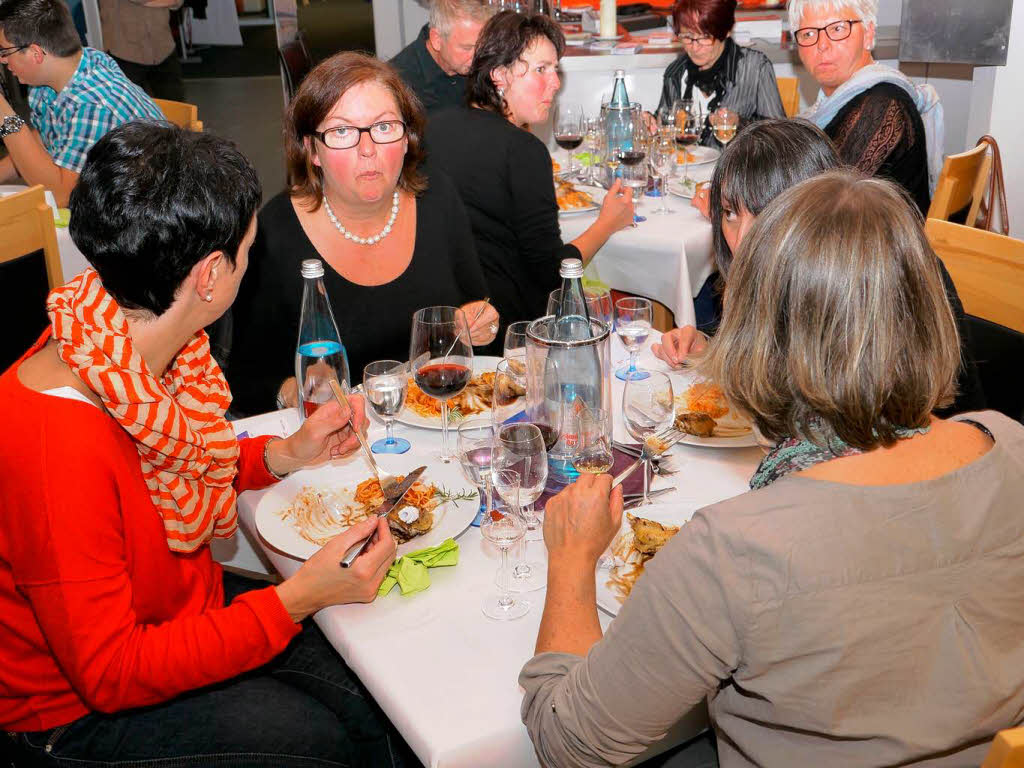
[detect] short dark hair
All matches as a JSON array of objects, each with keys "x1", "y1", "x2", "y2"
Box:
[
  {"x1": 671, "y1": 0, "x2": 737, "y2": 40},
  {"x1": 710, "y1": 118, "x2": 841, "y2": 277},
  {"x1": 0, "y1": 0, "x2": 82, "y2": 57},
  {"x1": 466, "y1": 11, "x2": 565, "y2": 116},
  {"x1": 69, "y1": 122, "x2": 261, "y2": 316},
  {"x1": 286, "y1": 52, "x2": 427, "y2": 209}
]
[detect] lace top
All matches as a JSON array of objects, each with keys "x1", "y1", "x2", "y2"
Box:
[{"x1": 825, "y1": 82, "x2": 931, "y2": 215}]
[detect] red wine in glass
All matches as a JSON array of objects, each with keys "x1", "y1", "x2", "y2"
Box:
[
  {"x1": 303, "y1": 400, "x2": 323, "y2": 418},
  {"x1": 415, "y1": 362, "x2": 472, "y2": 399},
  {"x1": 534, "y1": 423, "x2": 560, "y2": 451},
  {"x1": 676, "y1": 131, "x2": 699, "y2": 147},
  {"x1": 555, "y1": 134, "x2": 583, "y2": 150},
  {"x1": 619, "y1": 150, "x2": 646, "y2": 166}
]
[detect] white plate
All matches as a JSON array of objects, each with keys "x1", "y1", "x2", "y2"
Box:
[
  {"x1": 395, "y1": 355, "x2": 504, "y2": 431},
  {"x1": 254, "y1": 457, "x2": 477, "y2": 561},
  {"x1": 592, "y1": 34, "x2": 623, "y2": 42},
  {"x1": 667, "y1": 178, "x2": 699, "y2": 199},
  {"x1": 558, "y1": 184, "x2": 606, "y2": 216},
  {"x1": 595, "y1": 502, "x2": 698, "y2": 617},
  {"x1": 671, "y1": 375, "x2": 759, "y2": 448},
  {"x1": 676, "y1": 145, "x2": 720, "y2": 167}
]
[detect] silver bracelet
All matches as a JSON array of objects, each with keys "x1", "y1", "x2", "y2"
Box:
[
  {"x1": 0, "y1": 114, "x2": 27, "y2": 139},
  {"x1": 262, "y1": 436, "x2": 290, "y2": 480}
]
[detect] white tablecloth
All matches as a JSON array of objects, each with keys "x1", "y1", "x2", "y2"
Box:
[
  {"x1": 1, "y1": 185, "x2": 90, "y2": 281},
  {"x1": 558, "y1": 166, "x2": 715, "y2": 329},
  {"x1": 231, "y1": 335, "x2": 761, "y2": 768}
]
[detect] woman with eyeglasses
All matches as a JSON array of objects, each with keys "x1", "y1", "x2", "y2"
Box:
[
  {"x1": 226, "y1": 52, "x2": 496, "y2": 417},
  {"x1": 655, "y1": 0, "x2": 785, "y2": 146},
  {"x1": 792, "y1": 0, "x2": 941, "y2": 215}
]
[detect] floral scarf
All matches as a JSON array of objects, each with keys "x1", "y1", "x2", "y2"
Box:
[{"x1": 48, "y1": 269, "x2": 240, "y2": 552}]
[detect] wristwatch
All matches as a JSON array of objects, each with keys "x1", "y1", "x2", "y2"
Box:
[{"x1": 0, "y1": 114, "x2": 26, "y2": 139}]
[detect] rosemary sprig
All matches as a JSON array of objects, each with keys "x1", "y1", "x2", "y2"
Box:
[
  {"x1": 447, "y1": 407, "x2": 465, "y2": 424},
  {"x1": 434, "y1": 485, "x2": 478, "y2": 504}
]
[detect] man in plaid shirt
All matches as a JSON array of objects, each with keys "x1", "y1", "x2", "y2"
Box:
[{"x1": 0, "y1": 0, "x2": 163, "y2": 206}]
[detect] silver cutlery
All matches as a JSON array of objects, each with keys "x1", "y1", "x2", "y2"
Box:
[
  {"x1": 340, "y1": 466, "x2": 426, "y2": 567},
  {"x1": 611, "y1": 427, "x2": 684, "y2": 489},
  {"x1": 622, "y1": 487, "x2": 674, "y2": 502},
  {"x1": 614, "y1": 441, "x2": 677, "y2": 476},
  {"x1": 329, "y1": 379, "x2": 404, "y2": 499}
]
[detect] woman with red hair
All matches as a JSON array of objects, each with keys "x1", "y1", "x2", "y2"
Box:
[{"x1": 657, "y1": 0, "x2": 785, "y2": 145}]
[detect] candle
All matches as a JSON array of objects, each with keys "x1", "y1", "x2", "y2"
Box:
[{"x1": 599, "y1": 0, "x2": 617, "y2": 38}]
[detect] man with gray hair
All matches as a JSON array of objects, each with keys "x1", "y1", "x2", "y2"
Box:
[{"x1": 390, "y1": 0, "x2": 494, "y2": 113}]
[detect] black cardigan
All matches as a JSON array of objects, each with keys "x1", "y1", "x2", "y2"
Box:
[{"x1": 226, "y1": 168, "x2": 488, "y2": 417}]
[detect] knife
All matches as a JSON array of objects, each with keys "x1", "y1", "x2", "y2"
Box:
[{"x1": 340, "y1": 465, "x2": 426, "y2": 568}]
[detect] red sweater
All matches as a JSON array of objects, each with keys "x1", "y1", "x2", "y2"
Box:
[{"x1": 0, "y1": 337, "x2": 300, "y2": 732}]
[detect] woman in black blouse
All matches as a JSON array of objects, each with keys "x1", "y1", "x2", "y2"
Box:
[
  {"x1": 228, "y1": 52, "x2": 496, "y2": 417},
  {"x1": 426, "y1": 12, "x2": 634, "y2": 333}
]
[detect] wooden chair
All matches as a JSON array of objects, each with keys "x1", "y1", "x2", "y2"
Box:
[
  {"x1": 0, "y1": 185, "x2": 63, "y2": 369},
  {"x1": 776, "y1": 76, "x2": 800, "y2": 117},
  {"x1": 926, "y1": 141, "x2": 991, "y2": 224},
  {"x1": 153, "y1": 98, "x2": 204, "y2": 132},
  {"x1": 981, "y1": 726, "x2": 1024, "y2": 768},
  {"x1": 925, "y1": 218, "x2": 1024, "y2": 333},
  {"x1": 278, "y1": 32, "x2": 313, "y2": 102}
]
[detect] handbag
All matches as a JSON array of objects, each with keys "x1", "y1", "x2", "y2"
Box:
[{"x1": 974, "y1": 135, "x2": 1009, "y2": 235}]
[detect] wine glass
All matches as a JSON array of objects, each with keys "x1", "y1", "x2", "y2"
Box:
[
  {"x1": 457, "y1": 418, "x2": 494, "y2": 527},
  {"x1": 622, "y1": 372, "x2": 674, "y2": 506},
  {"x1": 409, "y1": 306, "x2": 473, "y2": 463},
  {"x1": 651, "y1": 138, "x2": 676, "y2": 215},
  {"x1": 480, "y1": 469, "x2": 530, "y2": 620},
  {"x1": 491, "y1": 357, "x2": 527, "y2": 426},
  {"x1": 503, "y1": 320, "x2": 531, "y2": 362},
  {"x1": 583, "y1": 116, "x2": 603, "y2": 186},
  {"x1": 711, "y1": 106, "x2": 739, "y2": 146},
  {"x1": 363, "y1": 360, "x2": 410, "y2": 454},
  {"x1": 553, "y1": 103, "x2": 584, "y2": 177},
  {"x1": 546, "y1": 288, "x2": 613, "y2": 331},
  {"x1": 677, "y1": 102, "x2": 702, "y2": 187},
  {"x1": 657, "y1": 104, "x2": 677, "y2": 138},
  {"x1": 572, "y1": 408, "x2": 613, "y2": 475},
  {"x1": 604, "y1": 130, "x2": 624, "y2": 181},
  {"x1": 614, "y1": 296, "x2": 653, "y2": 381},
  {"x1": 493, "y1": 422, "x2": 548, "y2": 539}
]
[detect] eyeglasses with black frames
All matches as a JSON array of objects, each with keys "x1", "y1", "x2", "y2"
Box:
[
  {"x1": 0, "y1": 44, "x2": 29, "y2": 59},
  {"x1": 678, "y1": 33, "x2": 715, "y2": 48},
  {"x1": 793, "y1": 19, "x2": 862, "y2": 47},
  {"x1": 311, "y1": 120, "x2": 407, "y2": 150}
]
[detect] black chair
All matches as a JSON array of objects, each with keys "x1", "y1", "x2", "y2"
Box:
[
  {"x1": 966, "y1": 314, "x2": 1024, "y2": 423},
  {"x1": 278, "y1": 32, "x2": 313, "y2": 102}
]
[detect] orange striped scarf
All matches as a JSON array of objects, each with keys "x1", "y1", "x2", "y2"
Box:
[{"x1": 48, "y1": 269, "x2": 240, "y2": 553}]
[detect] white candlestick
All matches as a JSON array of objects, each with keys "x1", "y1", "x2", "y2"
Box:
[{"x1": 599, "y1": 0, "x2": 617, "y2": 38}]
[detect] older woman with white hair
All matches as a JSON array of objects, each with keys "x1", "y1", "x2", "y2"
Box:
[{"x1": 791, "y1": 0, "x2": 942, "y2": 215}]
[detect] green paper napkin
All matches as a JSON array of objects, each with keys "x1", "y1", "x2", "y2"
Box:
[
  {"x1": 378, "y1": 538, "x2": 459, "y2": 597},
  {"x1": 54, "y1": 208, "x2": 71, "y2": 228}
]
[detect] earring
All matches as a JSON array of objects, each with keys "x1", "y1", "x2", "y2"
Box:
[
  {"x1": 497, "y1": 86, "x2": 504, "y2": 96},
  {"x1": 205, "y1": 294, "x2": 213, "y2": 302}
]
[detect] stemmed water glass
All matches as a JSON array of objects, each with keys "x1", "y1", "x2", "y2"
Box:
[
  {"x1": 622, "y1": 372, "x2": 674, "y2": 506},
  {"x1": 480, "y1": 469, "x2": 530, "y2": 620},
  {"x1": 363, "y1": 360, "x2": 410, "y2": 454},
  {"x1": 503, "y1": 321, "x2": 531, "y2": 362},
  {"x1": 493, "y1": 422, "x2": 548, "y2": 541},
  {"x1": 614, "y1": 296, "x2": 653, "y2": 381},
  {"x1": 651, "y1": 138, "x2": 676, "y2": 215},
  {"x1": 553, "y1": 103, "x2": 585, "y2": 177},
  {"x1": 409, "y1": 306, "x2": 473, "y2": 463},
  {"x1": 457, "y1": 418, "x2": 495, "y2": 527},
  {"x1": 711, "y1": 106, "x2": 739, "y2": 147},
  {"x1": 583, "y1": 117, "x2": 603, "y2": 186},
  {"x1": 571, "y1": 408, "x2": 614, "y2": 475}
]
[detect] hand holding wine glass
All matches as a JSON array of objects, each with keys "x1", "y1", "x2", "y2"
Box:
[
  {"x1": 409, "y1": 306, "x2": 473, "y2": 463},
  {"x1": 572, "y1": 408, "x2": 614, "y2": 475}
]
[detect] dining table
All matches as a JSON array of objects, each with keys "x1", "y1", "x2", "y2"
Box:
[
  {"x1": 226, "y1": 333, "x2": 763, "y2": 768},
  {"x1": 556, "y1": 164, "x2": 717, "y2": 330},
  {"x1": 0, "y1": 184, "x2": 90, "y2": 281}
]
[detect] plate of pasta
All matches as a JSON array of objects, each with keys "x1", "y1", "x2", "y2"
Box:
[
  {"x1": 671, "y1": 376, "x2": 758, "y2": 448},
  {"x1": 596, "y1": 502, "x2": 698, "y2": 616},
  {"x1": 254, "y1": 458, "x2": 477, "y2": 561},
  {"x1": 395, "y1": 356, "x2": 509, "y2": 431}
]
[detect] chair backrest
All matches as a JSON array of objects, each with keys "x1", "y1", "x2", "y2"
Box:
[
  {"x1": 981, "y1": 727, "x2": 1024, "y2": 768},
  {"x1": 776, "y1": 76, "x2": 800, "y2": 118},
  {"x1": 278, "y1": 32, "x2": 313, "y2": 102},
  {"x1": 153, "y1": 97, "x2": 204, "y2": 132},
  {"x1": 925, "y1": 218, "x2": 1024, "y2": 333},
  {"x1": 926, "y1": 141, "x2": 991, "y2": 224},
  {"x1": 0, "y1": 185, "x2": 63, "y2": 370}
]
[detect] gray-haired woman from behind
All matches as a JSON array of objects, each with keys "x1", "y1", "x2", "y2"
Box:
[{"x1": 520, "y1": 171, "x2": 1024, "y2": 768}]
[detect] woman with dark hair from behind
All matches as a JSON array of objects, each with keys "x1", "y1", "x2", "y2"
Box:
[
  {"x1": 653, "y1": 118, "x2": 984, "y2": 413},
  {"x1": 0, "y1": 122, "x2": 414, "y2": 766},
  {"x1": 522, "y1": 171, "x2": 1024, "y2": 768},
  {"x1": 425, "y1": 11, "x2": 635, "y2": 336},
  {"x1": 228, "y1": 51, "x2": 495, "y2": 417}
]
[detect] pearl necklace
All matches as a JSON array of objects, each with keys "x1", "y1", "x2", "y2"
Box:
[{"x1": 323, "y1": 190, "x2": 400, "y2": 245}]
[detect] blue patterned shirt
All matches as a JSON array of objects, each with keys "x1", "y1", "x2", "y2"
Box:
[{"x1": 28, "y1": 47, "x2": 164, "y2": 173}]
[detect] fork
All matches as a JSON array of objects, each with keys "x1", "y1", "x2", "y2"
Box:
[
  {"x1": 328, "y1": 379, "x2": 404, "y2": 499},
  {"x1": 613, "y1": 440, "x2": 676, "y2": 475},
  {"x1": 611, "y1": 426, "x2": 683, "y2": 493}
]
